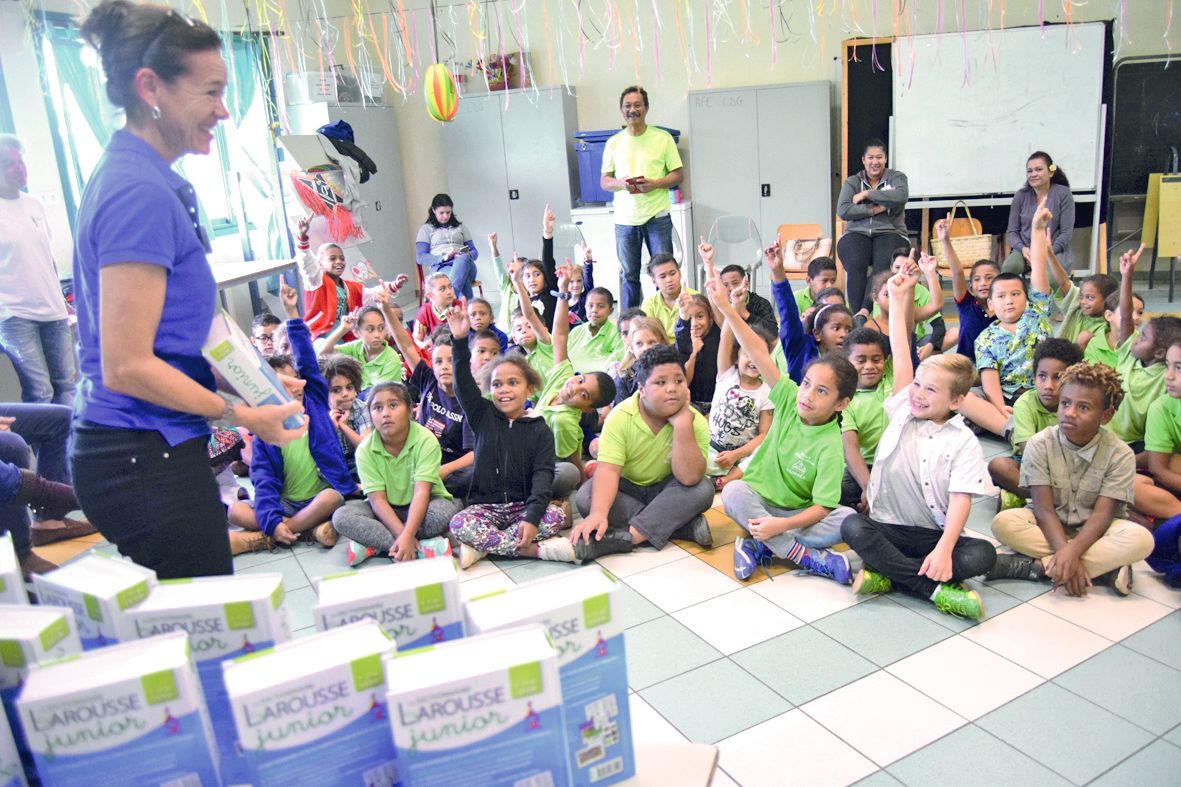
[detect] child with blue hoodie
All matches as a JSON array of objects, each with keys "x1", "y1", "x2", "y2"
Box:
[{"x1": 228, "y1": 318, "x2": 359, "y2": 547}]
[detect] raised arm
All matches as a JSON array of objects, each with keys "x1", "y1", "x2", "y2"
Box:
[
  {"x1": 708, "y1": 277, "x2": 779, "y2": 386},
  {"x1": 1029, "y1": 198, "x2": 1052, "y2": 297},
  {"x1": 887, "y1": 271, "x2": 917, "y2": 391},
  {"x1": 937, "y1": 216, "x2": 969, "y2": 302},
  {"x1": 294, "y1": 216, "x2": 324, "y2": 291},
  {"x1": 765, "y1": 244, "x2": 808, "y2": 382},
  {"x1": 1117, "y1": 244, "x2": 1145, "y2": 346},
  {"x1": 551, "y1": 265, "x2": 573, "y2": 364},
  {"x1": 382, "y1": 302, "x2": 421, "y2": 369},
  {"x1": 915, "y1": 251, "x2": 944, "y2": 322},
  {"x1": 317, "y1": 310, "x2": 357, "y2": 356},
  {"x1": 445, "y1": 306, "x2": 488, "y2": 425},
  {"x1": 716, "y1": 311, "x2": 736, "y2": 372}
]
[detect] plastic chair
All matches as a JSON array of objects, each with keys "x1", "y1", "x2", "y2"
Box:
[
  {"x1": 706, "y1": 216, "x2": 764, "y2": 290},
  {"x1": 776, "y1": 223, "x2": 831, "y2": 282}
]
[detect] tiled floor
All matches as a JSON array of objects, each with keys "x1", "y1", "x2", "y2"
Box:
[{"x1": 34, "y1": 433, "x2": 1181, "y2": 786}]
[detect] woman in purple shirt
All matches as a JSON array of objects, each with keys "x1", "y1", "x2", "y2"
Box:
[
  {"x1": 70, "y1": 1, "x2": 303, "y2": 578},
  {"x1": 1002, "y1": 151, "x2": 1075, "y2": 281}
]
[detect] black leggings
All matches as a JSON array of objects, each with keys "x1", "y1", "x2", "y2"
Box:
[
  {"x1": 72, "y1": 423, "x2": 232, "y2": 578},
  {"x1": 841, "y1": 515, "x2": 997, "y2": 598},
  {"x1": 837, "y1": 231, "x2": 909, "y2": 313}
]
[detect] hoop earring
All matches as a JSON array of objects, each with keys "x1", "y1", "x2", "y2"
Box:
[{"x1": 151, "y1": 105, "x2": 162, "y2": 120}]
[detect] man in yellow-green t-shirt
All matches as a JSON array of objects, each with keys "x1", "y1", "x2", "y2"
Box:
[{"x1": 601, "y1": 86, "x2": 684, "y2": 312}]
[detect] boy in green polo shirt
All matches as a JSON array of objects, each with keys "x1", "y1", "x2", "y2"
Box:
[
  {"x1": 320, "y1": 296, "x2": 407, "y2": 391},
  {"x1": 517, "y1": 266, "x2": 617, "y2": 498},
  {"x1": 567, "y1": 287, "x2": 625, "y2": 374},
  {"x1": 570, "y1": 343, "x2": 714, "y2": 561},
  {"x1": 640, "y1": 254, "x2": 698, "y2": 337},
  {"x1": 988, "y1": 338, "x2": 1082, "y2": 507},
  {"x1": 794, "y1": 257, "x2": 840, "y2": 315},
  {"x1": 332, "y1": 382, "x2": 460, "y2": 567}
]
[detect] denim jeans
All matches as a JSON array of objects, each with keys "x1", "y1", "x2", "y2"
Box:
[
  {"x1": 615, "y1": 213, "x2": 674, "y2": 311},
  {"x1": 72, "y1": 423, "x2": 233, "y2": 578},
  {"x1": 0, "y1": 317, "x2": 76, "y2": 405},
  {"x1": 0, "y1": 403, "x2": 72, "y2": 484},
  {"x1": 431, "y1": 253, "x2": 477, "y2": 300},
  {"x1": 0, "y1": 431, "x2": 32, "y2": 556}
]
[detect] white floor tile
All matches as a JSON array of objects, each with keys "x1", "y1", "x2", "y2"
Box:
[
  {"x1": 1129, "y1": 561, "x2": 1181, "y2": 610},
  {"x1": 801, "y1": 672, "x2": 967, "y2": 767},
  {"x1": 628, "y1": 694, "x2": 688, "y2": 746},
  {"x1": 710, "y1": 768, "x2": 741, "y2": 787},
  {"x1": 717, "y1": 710, "x2": 877, "y2": 787},
  {"x1": 595, "y1": 542, "x2": 692, "y2": 578},
  {"x1": 458, "y1": 570, "x2": 516, "y2": 602},
  {"x1": 749, "y1": 570, "x2": 866, "y2": 623},
  {"x1": 961, "y1": 603, "x2": 1112, "y2": 679},
  {"x1": 456, "y1": 558, "x2": 503, "y2": 582},
  {"x1": 886, "y1": 635, "x2": 1045, "y2": 719},
  {"x1": 672, "y1": 588, "x2": 805, "y2": 655},
  {"x1": 624, "y1": 558, "x2": 742, "y2": 613},
  {"x1": 1029, "y1": 586, "x2": 1173, "y2": 641},
  {"x1": 963, "y1": 527, "x2": 1001, "y2": 547}
]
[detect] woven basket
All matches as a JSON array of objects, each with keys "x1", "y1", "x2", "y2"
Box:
[
  {"x1": 783, "y1": 237, "x2": 834, "y2": 272},
  {"x1": 932, "y1": 201, "x2": 995, "y2": 270}
]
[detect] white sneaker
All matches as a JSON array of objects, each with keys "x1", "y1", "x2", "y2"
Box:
[
  {"x1": 537, "y1": 536, "x2": 577, "y2": 563},
  {"x1": 459, "y1": 543, "x2": 486, "y2": 569}
]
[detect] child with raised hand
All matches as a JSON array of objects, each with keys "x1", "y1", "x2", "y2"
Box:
[
  {"x1": 530, "y1": 265, "x2": 617, "y2": 494},
  {"x1": 567, "y1": 282, "x2": 624, "y2": 374},
  {"x1": 988, "y1": 338, "x2": 1083, "y2": 507},
  {"x1": 675, "y1": 291, "x2": 721, "y2": 414},
  {"x1": 489, "y1": 231, "x2": 524, "y2": 329},
  {"x1": 444, "y1": 305, "x2": 574, "y2": 568},
  {"x1": 229, "y1": 316, "x2": 359, "y2": 549},
  {"x1": 320, "y1": 290, "x2": 408, "y2": 392},
  {"x1": 988, "y1": 362, "x2": 1154, "y2": 597},
  {"x1": 1084, "y1": 289, "x2": 1146, "y2": 368},
  {"x1": 608, "y1": 316, "x2": 669, "y2": 406},
  {"x1": 936, "y1": 215, "x2": 999, "y2": 361},
  {"x1": 698, "y1": 238, "x2": 779, "y2": 335},
  {"x1": 566, "y1": 245, "x2": 597, "y2": 324},
  {"x1": 386, "y1": 313, "x2": 483, "y2": 499},
  {"x1": 706, "y1": 315, "x2": 775, "y2": 490},
  {"x1": 713, "y1": 260, "x2": 860, "y2": 584},
  {"x1": 1106, "y1": 245, "x2": 1181, "y2": 449},
  {"x1": 840, "y1": 327, "x2": 893, "y2": 509},
  {"x1": 840, "y1": 270, "x2": 997, "y2": 621},
  {"x1": 331, "y1": 382, "x2": 460, "y2": 567},
  {"x1": 767, "y1": 243, "x2": 855, "y2": 382},
  {"x1": 866, "y1": 248, "x2": 945, "y2": 359},
  {"x1": 466, "y1": 297, "x2": 509, "y2": 353},
  {"x1": 963, "y1": 198, "x2": 1056, "y2": 437},
  {"x1": 641, "y1": 253, "x2": 698, "y2": 337},
  {"x1": 413, "y1": 272, "x2": 458, "y2": 357}
]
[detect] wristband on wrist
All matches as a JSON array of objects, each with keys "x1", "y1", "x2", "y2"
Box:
[{"x1": 208, "y1": 392, "x2": 243, "y2": 428}]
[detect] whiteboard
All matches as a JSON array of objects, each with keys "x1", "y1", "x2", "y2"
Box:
[{"x1": 892, "y1": 23, "x2": 1105, "y2": 197}]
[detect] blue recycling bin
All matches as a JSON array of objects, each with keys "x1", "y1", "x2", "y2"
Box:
[{"x1": 573, "y1": 127, "x2": 681, "y2": 205}]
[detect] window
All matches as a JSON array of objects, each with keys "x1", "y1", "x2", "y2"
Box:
[{"x1": 33, "y1": 15, "x2": 287, "y2": 260}]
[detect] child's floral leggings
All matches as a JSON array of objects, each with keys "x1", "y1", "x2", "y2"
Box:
[{"x1": 449, "y1": 502, "x2": 566, "y2": 556}]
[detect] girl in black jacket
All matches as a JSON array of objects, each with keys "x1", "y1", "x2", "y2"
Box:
[{"x1": 446, "y1": 306, "x2": 576, "y2": 568}]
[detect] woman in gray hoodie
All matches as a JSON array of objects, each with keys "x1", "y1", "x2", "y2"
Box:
[{"x1": 836, "y1": 139, "x2": 910, "y2": 315}]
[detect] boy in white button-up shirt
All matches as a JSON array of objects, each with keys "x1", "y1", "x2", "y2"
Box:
[{"x1": 841, "y1": 270, "x2": 998, "y2": 620}]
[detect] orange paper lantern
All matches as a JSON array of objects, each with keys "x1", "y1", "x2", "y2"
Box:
[{"x1": 424, "y1": 64, "x2": 459, "y2": 122}]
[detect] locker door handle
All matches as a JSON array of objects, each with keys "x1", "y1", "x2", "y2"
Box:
[
  {"x1": 761, "y1": 184, "x2": 771, "y2": 198},
  {"x1": 509, "y1": 189, "x2": 520, "y2": 200}
]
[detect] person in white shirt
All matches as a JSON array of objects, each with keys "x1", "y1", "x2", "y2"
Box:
[{"x1": 0, "y1": 135, "x2": 76, "y2": 405}]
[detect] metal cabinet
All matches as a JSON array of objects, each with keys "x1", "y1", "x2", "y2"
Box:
[
  {"x1": 688, "y1": 82, "x2": 833, "y2": 288},
  {"x1": 442, "y1": 87, "x2": 579, "y2": 284}
]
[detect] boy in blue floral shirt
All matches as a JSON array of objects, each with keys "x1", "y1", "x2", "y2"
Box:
[{"x1": 965, "y1": 200, "x2": 1055, "y2": 437}]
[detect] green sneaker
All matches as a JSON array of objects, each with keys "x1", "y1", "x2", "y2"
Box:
[
  {"x1": 999, "y1": 490, "x2": 1025, "y2": 511},
  {"x1": 851, "y1": 566, "x2": 892, "y2": 595},
  {"x1": 932, "y1": 584, "x2": 985, "y2": 620}
]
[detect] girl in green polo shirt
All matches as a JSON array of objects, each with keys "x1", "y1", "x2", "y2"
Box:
[
  {"x1": 332, "y1": 382, "x2": 459, "y2": 566},
  {"x1": 321, "y1": 305, "x2": 405, "y2": 391}
]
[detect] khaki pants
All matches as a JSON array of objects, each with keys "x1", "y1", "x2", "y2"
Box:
[{"x1": 992, "y1": 509, "x2": 1154, "y2": 577}]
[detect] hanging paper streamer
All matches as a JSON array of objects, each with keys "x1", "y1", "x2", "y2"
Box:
[
  {"x1": 1166, "y1": 0, "x2": 1175, "y2": 66},
  {"x1": 768, "y1": 0, "x2": 777, "y2": 66},
  {"x1": 870, "y1": 0, "x2": 883, "y2": 72},
  {"x1": 703, "y1": 0, "x2": 711, "y2": 85},
  {"x1": 650, "y1": 0, "x2": 663, "y2": 80},
  {"x1": 960, "y1": 0, "x2": 969, "y2": 86}
]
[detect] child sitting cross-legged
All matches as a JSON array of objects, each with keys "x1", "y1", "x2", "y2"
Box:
[
  {"x1": 229, "y1": 318, "x2": 359, "y2": 549},
  {"x1": 718, "y1": 245, "x2": 860, "y2": 584},
  {"x1": 987, "y1": 338, "x2": 1082, "y2": 508},
  {"x1": 514, "y1": 264, "x2": 616, "y2": 495},
  {"x1": 840, "y1": 270, "x2": 998, "y2": 620},
  {"x1": 706, "y1": 311, "x2": 776, "y2": 490},
  {"x1": 444, "y1": 305, "x2": 575, "y2": 568},
  {"x1": 319, "y1": 290, "x2": 407, "y2": 391},
  {"x1": 988, "y1": 362, "x2": 1155, "y2": 596},
  {"x1": 607, "y1": 316, "x2": 668, "y2": 406},
  {"x1": 1145, "y1": 336, "x2": 1181, "y2": 586},
  {"x1": 567, "y1": 285, "x2": 624, "y2": 374},
  {"x1": 331, "y1": 382, "x2": 460, "y2": 567},
  {"x1": 839, "y1": 327, "x2": 893, "y2": 509}
]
